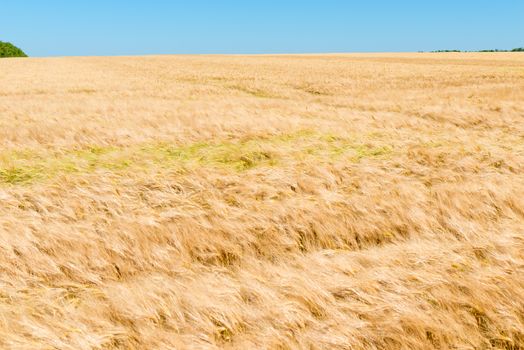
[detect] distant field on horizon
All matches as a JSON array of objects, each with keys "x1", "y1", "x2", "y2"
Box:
[
  {"x1": 1, "y1": 53, "x2": 523, "y2": 349},
  {"x1": 9, "y1": 50, "x2": 524, "y2": 59}
]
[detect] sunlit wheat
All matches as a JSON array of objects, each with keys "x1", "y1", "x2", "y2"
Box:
[{"x1": 0, "y1": 53, "x2": 523, "y2": 349}]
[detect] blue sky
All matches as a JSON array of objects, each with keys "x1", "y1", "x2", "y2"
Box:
[{"x1": 2, "y1": 1, "x2": 523, "y2": 56}]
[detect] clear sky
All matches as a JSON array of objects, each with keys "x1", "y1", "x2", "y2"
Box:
[{"x1": 2, "y1": 0, "x2": 523, "y2": 57}]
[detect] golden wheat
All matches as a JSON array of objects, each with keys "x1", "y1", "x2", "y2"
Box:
[{"x1": 0, "y1": 53, "x2": 523, "y2": 349}]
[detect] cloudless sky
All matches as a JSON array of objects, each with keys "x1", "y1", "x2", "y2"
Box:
[{"x1": 2, "y1": 0, "x2": 523, "y2": 56}]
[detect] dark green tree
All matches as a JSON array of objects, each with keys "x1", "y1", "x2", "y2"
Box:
[{"x1": 0, "y1": 41, "x2": 28, "y2": 58}]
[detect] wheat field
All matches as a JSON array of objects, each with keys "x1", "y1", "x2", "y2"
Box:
[{"x1": 1, "y1": 53, "x2": 523, "y2": 349}]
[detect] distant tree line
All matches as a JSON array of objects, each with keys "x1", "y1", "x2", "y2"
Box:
[
  {"x1": 0, "y1": 41, "x2": 27, "y2": 57},
  {"x1": 430, "y1": 48, "x2": 524, "y2": 53}
]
